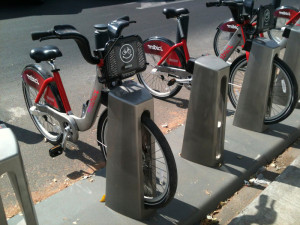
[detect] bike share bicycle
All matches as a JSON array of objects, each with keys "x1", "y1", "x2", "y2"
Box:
[
  {"x1": 136, "y1": 1, "x2": 289, "y2": 100},
  {"x1": 207, "y1": 0, "x2": 298, "y2": 124},
  {"x1": 21, "y1": 17, "x2": 177, "y2": 208},
  {"x1": 213, "y1": 0, "x2": 300, "y2": 63}
]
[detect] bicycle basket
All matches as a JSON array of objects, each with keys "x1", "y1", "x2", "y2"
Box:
[
  {"x1": 256, "y1": 4, "x2": 275, "y2": 33},
  {"x1": 102, "y1": 35, "x2": 146, "y2": 82}
]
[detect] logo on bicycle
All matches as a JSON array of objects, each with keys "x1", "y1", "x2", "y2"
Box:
[
  {"x1": 264, "y1": 9, "x2": 271, "y2": 24},
  {"x1": 147, "y1": 45, "x2": 163, "y2": 51},
  {"x1": 120, "y1": 44, "x2": 134, "y2": 63},
  {"x1": 26, "y1": 74, "x2": 39, "y2": 85},
  {"x1": 278, "y1": 11, "x2": 290, "y2": 16}
]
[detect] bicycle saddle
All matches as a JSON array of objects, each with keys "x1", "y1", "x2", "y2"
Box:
[
  {"x1": 30, "y1": 45, "x2": 62, "y2": 63},
  {"x1": 163, "y1": 8, "x2": 189, "y2": 19}
]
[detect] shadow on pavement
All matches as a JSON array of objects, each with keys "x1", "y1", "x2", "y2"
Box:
[
  {"x1": 64, "y1": 140, "x2": 106, "y2": 179},
  {"x1": 229, "y1": 195, "x2": 277, "y2": 225},
  {"x1": 163, "y1": 96, "x2": 189, "y2": 109},
  {"x1": 143, "y1": 197, "x2": 198, "y2": 224},
  {"x1": 0, "y1": 0, "x2": 136, "y2": 20},
  {"x1": 0, "y1": 121, "x2": 43, "y2": 144}
]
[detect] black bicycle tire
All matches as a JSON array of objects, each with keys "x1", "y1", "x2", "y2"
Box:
[
  {"x1": 136, "y1": 37, "x2": 184, "y2": 99},
  {"x1": 228, "y1": 54, "x2": 298, "y2": 124},
  {"x1": 97, "y1": 110, "x2": 178, "y2": 208},
  {"x1": 22, "y1": 65, "x2": 63, "y2": 144}
]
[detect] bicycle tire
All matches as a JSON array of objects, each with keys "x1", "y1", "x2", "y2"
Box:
[
  {"x1": 137, "y1": 37, "x2": 184, "y2": 99},
  {"x1": 228, "y1": 54, "x2": 298, "y2": 124},
  {"x1": 213, "y1": 27, "x2": 244, "y2": 64},
  {"x1": 22, "y1": 65, "x2": 63, "y2": 144},
  {"x1": 97, "y1": 109, "x2": 178, "y2": 208}
]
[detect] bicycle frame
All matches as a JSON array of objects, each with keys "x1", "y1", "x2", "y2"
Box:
[
  {"x1": 29, "y1": 63, "x2": 105, "y2": 141},
  {"x1": 156, "y1": 39, "x2": 190, "y2": 66}
]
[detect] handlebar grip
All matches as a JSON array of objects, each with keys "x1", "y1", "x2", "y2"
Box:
[
  {"x1": 31, "y1": 30, "x2": 54, "y2": 41},
  {"x1": 206, "y1": 1, "x2": 220, "y2": 7}
]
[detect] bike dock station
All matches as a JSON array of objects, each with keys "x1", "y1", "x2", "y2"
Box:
[
  {"x1": 0, "y1": 126, "x2": 39, "y2": 225},
  {"x1": 7, "y1": 25, "x2": 300, "y2": 225},
  {"x1": 283, "y1": 24, "x2": 300, "y2": 107},
  {"x1": 105, "y1": 80, "x2": 155, "y2": 219},
  {"x1": 233, "y1": 38, "x2": 280, "y2": 132},
  {"x1": 8, "y1": 51, "x2": 300, "y2": 225},
  {"x1": 181, "y1": 55, "x2": 229, "y2": 167}
]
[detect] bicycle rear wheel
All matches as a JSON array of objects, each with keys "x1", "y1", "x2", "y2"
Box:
[
  {"x1": 228, "y1": 54, "x2": 298, "y2": 124},
  {"x1": 213, "y1": 28, "x2": 244, "y2": 64},
  {"x1": 137, "y1": 38, "x2": 184, "y2": 99},
  {"x1": 22, "y1": 65, "x2": 63, "y2": 144},
  {"x1": 97, "y1": 109, "x2": 178, "y2": 208}
]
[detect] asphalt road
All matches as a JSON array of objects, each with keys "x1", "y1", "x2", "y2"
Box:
[{"x1": 0, "y1": 0, "x2": 299, "y2": 218}]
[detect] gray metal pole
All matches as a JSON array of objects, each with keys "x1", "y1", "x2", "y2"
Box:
[
  {"x1": 105, "y1": 81, "x2": 155, "y2": 219},
  {"x1": 233, "y1": 38, "x2": 280, "y2": 132},
  {"x1": 181, "y1": 55, "x2": 229, "y2": 167}
]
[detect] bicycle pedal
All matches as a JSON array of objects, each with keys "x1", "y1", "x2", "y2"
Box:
[
  {"x1": 49, "y1": 145, "x2": 63, "y2": 157},
  {"x1": 167, "y1": 79, "x2": 176, "y2": 86}
]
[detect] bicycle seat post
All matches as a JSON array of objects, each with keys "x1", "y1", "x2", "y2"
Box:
[
  {"x1": 47, "y1": 60, "x2": 58, "y2": 71},
  {"x1": 176, "y1": 14, "x2": 189, "y2": 44}
]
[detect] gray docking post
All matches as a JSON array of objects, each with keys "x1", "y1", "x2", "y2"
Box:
[
  {"x1": 283, "y1": 25, "x2": 300, "y2": 107},
  {"x1": 0, "y1": 127, "x2": 39, "y2": 225},
  {"x1": 105, "y1": 81, "x2": 155, "y2": 219},
  {"x1": 233, "y1": 38, "x2": 280, "y2": 132},
  {"x1": 181, "y1": 55, "x2": 229, "y2": 167}
]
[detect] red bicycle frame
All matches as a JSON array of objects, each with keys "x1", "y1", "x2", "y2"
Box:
[
  {"x1": 286, "y1": 11, "x2": 300, "y2": 26},
  {"x1": 156, "y1": 39, "x2": 190, "y2": 66},
  {"x1": 35, "y1": 71, "x2": 72, "y2": 114}
]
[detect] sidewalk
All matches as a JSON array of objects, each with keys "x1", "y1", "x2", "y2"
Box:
[
  {"x1": 8, "y1": 109, "x2": 300, "y2": 225},
  {"x1": 229, "y1": 155, "x2": 300, "y2": 225}
]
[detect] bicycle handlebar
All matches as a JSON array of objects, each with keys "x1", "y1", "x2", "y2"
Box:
[
  {"x1": 206, "y1": 1, "x2": 221, "y2": 7},
  {"x1": 31, "y1": 18, "x2": 135, "y2": 65},
  {"x1": 206, "y1": 0, "x2": 243, "y2": 8},
  {"x1": 31, "y1": 30, "x2": 55, "y2": 40}
]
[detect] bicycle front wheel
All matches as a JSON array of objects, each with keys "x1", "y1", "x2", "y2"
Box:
[
  {"x1": 137, "y1": 38, "x2": 184, "y2": 99},
  {"x1": 228, "y1": 54, "x2": 298, "y2": 124},
  {"x1": 97, "y1": 110, "x2": 178, "y2": 208},
  {"x1": 213, "y1": 28, "x2": 244, "y2": 64}
]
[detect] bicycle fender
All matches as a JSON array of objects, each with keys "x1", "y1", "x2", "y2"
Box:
[
  {"x1": 144, "y1": 36, "x2": 186, "y2": 68},
  {"x1": 217, "y1": 18, "x2": 238, "y2": 33},
  {"x1": 22, "y1": 64, "x2": 65, "y2": 112},
  {"x1": 274, "y1": 6, "x2": 298, "y2": 19}
]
